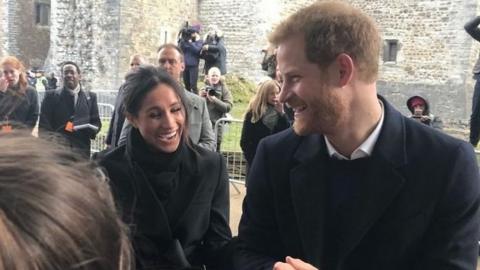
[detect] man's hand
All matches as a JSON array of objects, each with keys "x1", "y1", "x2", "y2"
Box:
[{"x1": 273, "y1": 257, "x2": 318, "y2": 270}]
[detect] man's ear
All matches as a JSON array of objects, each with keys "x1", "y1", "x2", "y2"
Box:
[
  {"x1": 336, "y1": 53, "x2": 354, "y2": 87},
  {"x1": 125, "y1": 113, "x2": 138, "y2": 129}
]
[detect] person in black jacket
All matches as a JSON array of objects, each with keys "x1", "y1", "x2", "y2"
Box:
[
  {"x1": 0, "y1": 56, "x2": 39, "y2": 133},
  {"x1": 240, "y1": 79, "x2": 289, "y2": 178},
  {"x1": 106, "y1": 54, "x2": 145, "y2": 149},
  {"x1": 98, "y1": 65, "x2": 232, "y2": 270},
  {"x1": 201, "y1": 26, "x2": 227, "y2": 75},
  {"x1": 39, "y1": 61, "x2": 101, "y2": 158},
  {"x1": 465, "y1": 16, "x2": 480, "y2": 147}
]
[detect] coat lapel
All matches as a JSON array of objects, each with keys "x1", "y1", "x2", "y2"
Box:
[
  {"x1": 336, "y1": 96, "x2": 409, "y2": 262},
  {"x1": 290, "y1": 134, "x2": 329, "y2": 267}
]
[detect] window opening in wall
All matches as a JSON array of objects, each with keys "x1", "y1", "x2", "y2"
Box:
[
  {"x1": 35, "y1": 2, "x2": 50, "y2": 26},
  {"x1": 384, "y1": 39, "x2": 398, "y2": 62}
]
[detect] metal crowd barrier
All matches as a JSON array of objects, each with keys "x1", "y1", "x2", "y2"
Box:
[{"x1": 214, "y1": 117, "x2": 247, "y2": 193}]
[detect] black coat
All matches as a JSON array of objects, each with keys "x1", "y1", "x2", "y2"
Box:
[
  {"x1": 106, "y1": 84, "x2": 126, "y2": 147},
  {"x1": 240, "y1": 110, "x2": 290, "y2": 166},
  {"x1": 235, "y1": 96, "x2": 480, "y2": 270},
  {"x1": 98, "y1": 135, "x2": 232, "y2": 270},
  {"x1": 39, "y1": 87, "x2": 101, "y2": 157},
  {"x1": 203, "y1": 35, "x2": 227, "y2": 75},
  {"x1": 0, "y1": 85, "x2": 39, "y2": 131}
]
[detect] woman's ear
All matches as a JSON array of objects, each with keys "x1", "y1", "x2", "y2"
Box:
[{"x1": 125, "y1": 113, "x2": 138, "y2": 129}]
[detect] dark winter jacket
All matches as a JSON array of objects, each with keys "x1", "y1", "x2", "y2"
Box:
[
  {"x1": 0, "y1": 85, "x2": 39, "y2": 132},
  {"x1": 240, "y1": 110, "x2": 290, "y2": 166},
  {"x1": 202, "y1": 34, "x2": 227, "y2": 75},
  {"x1": 98, "y1": 128, "x2": 232, "y2": 270},
  {"x1": 179, "y1": 39, "x2": 203, "y2": 67}
]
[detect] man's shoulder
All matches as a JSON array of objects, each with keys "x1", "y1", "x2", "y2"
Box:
[
  {"x1": 185, "y1": 90, "x2": 206, "y2": 109},
  {"x1": 403, "y1": 116, "x2": 471, "y2": 156},
  {"x1": 258, "y1": 128, "x2": 301, "y2": 154}
]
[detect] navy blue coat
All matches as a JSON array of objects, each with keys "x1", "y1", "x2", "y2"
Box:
[{"x1": 235, "y1": 96, "x2": 480, "y2": 270}]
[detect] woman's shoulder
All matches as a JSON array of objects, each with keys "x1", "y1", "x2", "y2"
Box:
[
  {"x1": 97, "y1": 145, "x2": 128, "y2": 168},
  {"x1": 24, "y1": 85, "x2": 38, "y2": 97}
]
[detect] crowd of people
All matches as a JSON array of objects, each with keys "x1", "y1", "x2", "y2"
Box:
[{"x1": 0, "y1": 1, "x2": 479, "y2": 269}]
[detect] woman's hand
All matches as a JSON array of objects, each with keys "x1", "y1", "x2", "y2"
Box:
[
  {"x1": 200, "y1": 88, "x2": 207, "y2": 97},
  {"x1": 0, "y1": 77, "x2": 8, "y2": 93}
]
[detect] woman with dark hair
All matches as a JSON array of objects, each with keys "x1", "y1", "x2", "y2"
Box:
[
  {"x1": 98, "y1": 65, "x2": 232, "y2": 270},
  {"x1": 240, "y1": 79, "x2": 290, "y2": 178},
  {"x1": 0, "y1": 132, "x2": 132, "y2": 270},
  {"x1": 0, "y1": 56, "x2": 39, "y2": 132}
]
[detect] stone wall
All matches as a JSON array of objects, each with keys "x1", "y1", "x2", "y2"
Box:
[
  {"x1": 3, "y1": 0, "x2": 50, "y2": 69},
  {"x1": 198, "y1": 0, "x2": 314, "y2": 80},
  {"x1": 354, "y1": 0, "x2": 477, "y2": 119},
  {"x1": 1, "y1": 0, "x2": 480, "y2": 120},
  {"x1": 200, "y1": 0, "x2": 479, "y2": 120},
  {"x1": 117, "y1": 0, "x2": 198, "y2": 81},
  {"x1": 47, "y1": 0, "x2": 198, "y2": 91}
]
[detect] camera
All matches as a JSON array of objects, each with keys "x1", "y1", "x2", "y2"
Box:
[{"x1": 205, "y1": 86, "x2": 217, "y2": 96}]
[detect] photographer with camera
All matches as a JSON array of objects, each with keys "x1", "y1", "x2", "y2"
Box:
[
  {"x1": 406, "y1": 95, "x2": 443, "y2": 130},
  {"x1": 178, "y1": 23, "x2": 203, "y2": 94},
  {"x1": 200, "y1": 67, "x2": 233, "y2": 152}
]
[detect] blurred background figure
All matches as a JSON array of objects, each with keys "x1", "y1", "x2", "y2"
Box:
[
  {"x1": 465, "y1": 15, "x2": 480, "y2": 146},
  {"x1": 261, "y1": 44, "x2": 277, "y2": 79},
  {"x1": 201, "y1": 25, "x2": 227, "y2": 76},
  {"x1": 0, "y1": 133, "x2": 132, "y2": 270},
  {"x1": 240, "y1": 79, "x2": 289, "y2": 180},
  {"x1": 35, "y1": 71, "x2": 48, "y2": 91},
  {"x1": 200, "y1": 67, "x2": 233, "y2": 152},
  {"x1": 98, "y1": 66, "x2": 232, "y2": 270},
  {"x1": 406, "y1": 95, "x2": 443, "y2": 130},
  {"x1": 26, "y1": 70, "x2": 37, "y2": 88},
  {"x1": 178, "y1": 23, "x2": 203, "y2": 94},
  {"x1": 47, "y1": 72, "x2": 58, "y2": 90},
  {"x1": 0, "y1": 56, "x2": 39, "y2": 133},
  {"x1": 106, "y1": 54, "x2": 146, "y2": 149}
]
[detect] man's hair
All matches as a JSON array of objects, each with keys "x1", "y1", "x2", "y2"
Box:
[
  {"x1": 61, "y1": 61, "x2": 81, "y2": 74},
  {"x1": 269, "y1": 1, "x2": 381, "y2": 83},
  {"x1": 157, "y1": 43, "x2": 184, "y2": 62},
  {"x1": 0, "y1": 133, "x2": 132, "y2": 270}
]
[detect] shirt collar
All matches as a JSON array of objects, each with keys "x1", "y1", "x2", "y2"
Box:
[{"x1": 325, "y1": 100, "x2": 384, "y2": 160}]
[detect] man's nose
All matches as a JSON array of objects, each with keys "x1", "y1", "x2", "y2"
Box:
[{"x1": 278, "y1": 84, "x2": 290, "y2": 103}]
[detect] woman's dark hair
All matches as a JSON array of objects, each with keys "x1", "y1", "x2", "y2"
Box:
[
  {"x1": 122, "y1": 65, "x2": 190, "y2": 143},
  {"x1": 0, "y1": 132, "x2": 132, "y2": 270}
]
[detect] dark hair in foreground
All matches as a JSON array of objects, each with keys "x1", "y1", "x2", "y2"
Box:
[
  {"x1": 0, "y1": 132, "x2": 132, "y2": 270},
  {"x1": 122, "y1": 64, "x2": 190, "y2": 144}
]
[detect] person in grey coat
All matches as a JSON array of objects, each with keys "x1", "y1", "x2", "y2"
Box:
[{"x1": 118, "y1": 44, "x2": 216, "y2": 151}]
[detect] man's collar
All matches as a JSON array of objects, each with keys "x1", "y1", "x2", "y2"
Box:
[{"x1": 325, "y1": 99, "x2": 385, "y2": 160}]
